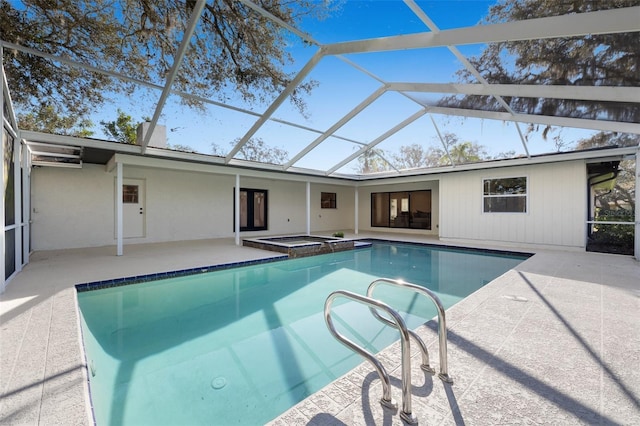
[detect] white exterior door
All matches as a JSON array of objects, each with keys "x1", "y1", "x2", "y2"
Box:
[{"x1": 122, "y1": 179, "x2": 145, "y2": 238}]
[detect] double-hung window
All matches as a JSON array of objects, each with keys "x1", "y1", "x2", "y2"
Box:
[{"x1": 483, "y1": 177, "x2": 527, "y2": 213}]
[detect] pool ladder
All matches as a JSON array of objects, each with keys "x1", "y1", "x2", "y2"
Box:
[{"x1": 324, "y1": 278, "x2": 452, "y2": 424}]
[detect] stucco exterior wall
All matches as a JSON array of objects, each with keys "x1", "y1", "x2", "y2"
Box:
[
  {"x1": 31, "y1": 164, "x2": 115, "y2": 250},
  {"x1": 30, "y1": 164, "x2": 355, "y2": 250},
  {"x1": 310, "y1": 184, "x2": 355, "y2": 234},
  {"x1": 438, "y1": 160, "x2": 587, "y2": 249}
]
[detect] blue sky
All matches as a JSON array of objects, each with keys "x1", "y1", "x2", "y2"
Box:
[{"x1": 81, "y1": 0, "x2": 601, "y2": 173}]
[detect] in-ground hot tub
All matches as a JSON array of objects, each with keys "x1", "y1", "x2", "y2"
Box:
[{"x1": 243, "y1": 235, "x2": 363, "y2": 258}]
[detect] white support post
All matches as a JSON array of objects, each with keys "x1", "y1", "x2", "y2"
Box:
[
  {"x1": 0, "y1": 68, "x2": 4, "y2": 292},
  {"x1": 22, "y1": 140, "x2": 30, "y2": 266},
  {"x1": 306, "y1": 181, "x2": 311, "y2": 235},
  {"x1": 13, "y1": 135, "x2": 21, "y2": 273},
  {"x1": 354, "y1": 187, "x2": 359, "y2": 235},
  {"x1": 235, "y1": 174, "x2": 240, "y2": 246},
  {"x1": 116, "y1": 162, "x2": 123, "y2": 256},
  {"x1": 635, "y1": 148, "x2": 639, "y2": 261}
]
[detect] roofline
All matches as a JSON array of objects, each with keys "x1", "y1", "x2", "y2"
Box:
[
  {"x1": 21, "y1": 130, "x2": 637, "y2": 184},
  {"x1": 323, "y1": 7, "x2": 640, "y2": 55},
  {"x1": 353, "y1": 146, "x2": 638, "y2": 184}
]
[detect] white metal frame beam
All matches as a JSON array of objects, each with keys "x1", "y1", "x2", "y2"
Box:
[
  {"x1": 2, "y1": 1, "x2": 637, "y2": 181},
  {"x1": 0, "y1": 41, "x2": 372, "y2": 150},
  {"x1": 430, "y1": 115, "x2": 454, "y2": 166},
  {"x1": 389, "y1": 82, "x2": 640, "y2": 103},
  {"x1": 403, "y1": 0, "x2": 530, "y2": 156},
  {"x1": 225, "y1": 50, "x2": 324, "y2": 163},
  {"x1": 324, "y1": 7, "x2": 640, "y2": 55},
  {"x1": 141, "y1": 0, "x2": 206, "y2": 153},
  {"x1": 326, "y1": 109, "x2": 428, "y2": 175},
  {"x1": 239, "y1": 0, "x2": 319, "y2": 46},
  {"x1": 284, "y1": 86, "x2": 388, "y2": 169},
  {"x1": 421, "y1": 106, "x2": 640, "y2": 135}
]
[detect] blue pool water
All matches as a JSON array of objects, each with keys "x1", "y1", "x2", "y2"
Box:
[{"x1": 77, "y1": 242, "x2": 528, "y2": 425}]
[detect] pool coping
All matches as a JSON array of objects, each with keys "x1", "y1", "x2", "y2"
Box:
[
  {"x1": 74, "y1": 239, "x2": 529, "y2": 293},
  {"x1": 75, "y1": 254, "x2": 288, "y2": 292}
]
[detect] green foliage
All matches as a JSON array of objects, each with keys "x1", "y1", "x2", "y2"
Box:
[
  {"x1": 355, "y1": 148, "x2": 392, "y2": 174},
  {"x1": 440, "y1": 0, "x2": 639, "y2": 126},
  {"x1": 446, "y1": 141, "x2": 487, "y2": 165},
  {"x1": 390, "y1": 133, "x2": 491, "y2": 170},
  {"x1": 17, "y1": 104, "x2": 94, "y2": 137},
  {"x1": 582, "y1": 132, "x2": 636, "y2": 255},
  {"x1": 590, "y1": 214, "x2": 634, "y2": 255},
  {"x1": 3, "y1": 0, "x2": 334, "y2": 121},
  {"x1": 579, "y1": 132, "x2": 637, "y2": 214},
  {"x1": 100, "y1": 110, "x2": 140, "y2": 144},
  {"x1": 332, "y1": 231, "x2": 344, "y2": 238}
]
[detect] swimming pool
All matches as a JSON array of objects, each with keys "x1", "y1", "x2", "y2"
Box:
[{"x1": 77, "y1": 242, "x2": 529, "y2": 425}]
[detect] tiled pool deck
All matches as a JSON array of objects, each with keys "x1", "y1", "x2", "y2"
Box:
[{"x1": 1, "y1": 234, "x2": 639, "y2": 425}]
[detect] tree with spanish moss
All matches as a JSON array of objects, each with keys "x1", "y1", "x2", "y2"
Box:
[
  {"x1": 17, "y1": 104, "x2": 94, "y2": 138},
  {"x1": 2, "y1": 0, "x2": 334, "y2": 127},
  {"x1": 577, "y1": 131, "x2": 637, "y2": 254},
  {"x1": 577, "y1": 132, "x2": 637, "y2": 213},
  {"x1": 439, "y1": 0, "x2": 640, "y2": 136}
]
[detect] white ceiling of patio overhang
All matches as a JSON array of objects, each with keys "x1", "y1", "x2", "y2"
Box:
[{"x1": 2, "y1": 0, "x2": 640, "y2": 179}]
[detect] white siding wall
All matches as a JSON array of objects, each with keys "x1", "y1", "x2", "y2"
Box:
[
  {"x1": 31, "y1": 164, "x2": 355, "y2": 250},
  {"x1": 439, "y1": 161, "x2": 587, "y2": 249}
]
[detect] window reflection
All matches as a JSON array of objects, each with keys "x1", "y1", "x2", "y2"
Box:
[
  {"x1": 235, "y1": 188, "x2": 268, "y2": 231},
  {"x1": 371, "y1": 190, "x2": 431, "y2": 230}
]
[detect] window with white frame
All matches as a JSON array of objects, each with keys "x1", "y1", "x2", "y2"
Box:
[{"x1": 483, "y1": 177, "x2": 527, "y2": 213}]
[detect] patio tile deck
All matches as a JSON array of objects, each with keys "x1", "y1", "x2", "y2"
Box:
[{"x1": 1, "y1": 234, "x2": 638, "y2": 425}]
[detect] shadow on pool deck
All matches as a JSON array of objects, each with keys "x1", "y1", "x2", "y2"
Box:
[
  {"x1": 268, "y1": 248, "x2": 640, "y2": 425},
  {"x1": 1, "y1": 235, "x2": 638, "y2": 425}
]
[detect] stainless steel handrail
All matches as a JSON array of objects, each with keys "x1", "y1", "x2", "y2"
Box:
[
  {"x1": 324, "y1": 290, "x2": 417, "y2": 424},
  {"x1": 367, "y1": 278, "x2": 453, "y2": 383}
]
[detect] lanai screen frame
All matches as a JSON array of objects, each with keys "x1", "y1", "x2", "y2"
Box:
[
  {"x1": 1, "y1": 1, "x2": 639, "y2": 282},
  {"x1": 1, "y1": 1, "x2": 638, "y2": 176}
]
